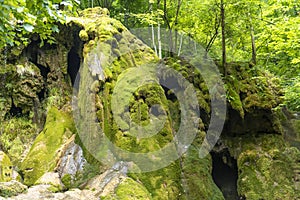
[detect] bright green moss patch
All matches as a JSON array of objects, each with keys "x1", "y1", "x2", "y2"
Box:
[
  {"x1": 0, "y1": 181, "x2": 27, "y2": 197},
  {"x1": 20, "y1": 107, "x2": 76, "y2": 186},
  {"x1": 182, "y1": 147, "x2": 225, "y2": 200},
  {"x1": 224, "y1": 134, "x2": 300, "y2": 199},
  {"x1": 115, "y1": 178, "x2": 152, "y2": 199},
  {"x1": 224, "y1": 63, "x2": 284, "y2": 117},
  {"x1": 128, "y1": 161, "x2": 183, "y2": 200},
  {"x1": 0, "y1": 151, "x2": 13, "y2": 182}
]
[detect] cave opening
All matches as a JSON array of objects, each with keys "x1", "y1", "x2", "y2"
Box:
[
  {"x1": 67, "y1": 47, "x2": 81, "y2": 86},
  {"x1": 211, "y1": 149, "x2": 240, "y2": 200},
  {"x1": 6, "y1": 97, "x2": 24, "y2": 118}
]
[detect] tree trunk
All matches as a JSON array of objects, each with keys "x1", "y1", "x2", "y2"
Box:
[
  {"x1": 151, "y1": 24, "x2": 158, "y2": 56},
  {"x1": 150, "y1": 3, "x2": 158, "y2": 56},
  {"x1": 221, "y1": 0, "x2": 226, "y2": 76},
  {"x1": 178, "y1": 34, "x2": 183, "y2": 56},
  {"x1": 248, "y1": 12, "x2": 257, "y2": 65},
  {"x1": 158, "y1": 22, "x2": 162, "y2": 59}
]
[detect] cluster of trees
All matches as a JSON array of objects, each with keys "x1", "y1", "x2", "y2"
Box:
[
  {"x1": 80, "y1": 0, "x2": 300, "y2": 111},
  {"x1": 0, "y1": 0, "x2": 78, "y2": 48},
  {"x1": 0, "y1": 0, "x2": 299, "y2": 111}
]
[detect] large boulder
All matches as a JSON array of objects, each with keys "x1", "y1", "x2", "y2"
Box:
[{"x1": 19, "y1": 107, "x2": 76, "y2": 186}]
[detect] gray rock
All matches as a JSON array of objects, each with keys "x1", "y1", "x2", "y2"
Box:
[{"x1": 0, "y1": 180, "x2": 27, "y2": 198}]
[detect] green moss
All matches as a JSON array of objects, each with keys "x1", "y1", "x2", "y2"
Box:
[
  {"x1": 180, "y1": 132, "x2": 225, "y2": 200},
  {"x1": 79, "y1": 30, "x2": 89, "y2": 41},
  {"x1": 223, "y1": 63, "x2": 284, "y2": 117},
  {"x1": 0, "y1": 151, "x2": 13, "y2": 182},
  {"x1": 114, "y1": 178, "x2": 152, "y2": 199},
  {"x1": 0, "y1": 117, "x2": 37, "y2": 164},
  {"x1": 128, "y1": 161, "x2": 183, "y2": 200},
  {"x1": 61, "y1": 174, "x2": 72, "y2": 189},
  {"x1": 70, "y1": 8, "x2": 228, "y2": 200},
  {"x1": 20, "y1": 107, "x2": 75, "y2": 186},
  {"x1": 224, "y1": 134, "x2": 300, "y2": 199}
]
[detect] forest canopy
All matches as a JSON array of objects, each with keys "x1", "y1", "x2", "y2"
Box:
[{"x1": 0, "y1": 0, "x2": 299, "y2": 111}]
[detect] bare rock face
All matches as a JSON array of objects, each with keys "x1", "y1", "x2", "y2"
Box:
[
  {"x1": 35, "y1": 172, "x2": 64, "y2": 191},
  {"x1": 55, "y1": 136, "x2": 86, "y2": 177}
]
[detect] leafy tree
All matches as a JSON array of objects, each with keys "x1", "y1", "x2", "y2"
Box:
[{"x1": 0, "y1": 0, "x2": 78, "y2": 49}]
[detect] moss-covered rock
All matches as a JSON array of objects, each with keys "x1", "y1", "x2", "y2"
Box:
[
  {"x1": 102, "y1": 177, "x2": 152, "y2": 200},
  {"x1": 181, "y1": 145, "x2": 225, "y2": 200},
  {"x1": 35, "y1": 172, "x2": 65, "y2": 192},
  {"x1": 0, "y1": 59, "x2": 43, "y2": 118},
  {"x1": 20, "y1": 107, "x2": 76, "y2": 186},
  {"x1": 0, "y1": 117, "x2": 38, "y2": 164},
  {"x1": 0, "y1": 180, "x2": 27, "y2": 197},
  {"x1": 224, "y1": 63, "x2": 283, "y2": 118},
  {"x1": 0, "y1": 151, "x2": 13, "y2": 182},
  {"x1": 225, "y1": 134, "x2": 300, "y2": 199},
  {"x1": 1, "y1": 6, "x2": 296, "y2": 200}
]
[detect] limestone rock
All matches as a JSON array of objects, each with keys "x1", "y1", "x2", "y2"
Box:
[
  {"x1": 84, "y1": 161, "x2": 128, "y2": 197},
  {"x1": 55, "y1": 135, "x2": 86, "y2": 179},
  {"x1": 5, "y1": 185, "x2": 97, "y2": 200},
  {"x1": 35, "y1": 172, "x2": 64, "y2": 191},
  {"x1": 0, "y1": 180, "x2": 27, "y2": 198}
]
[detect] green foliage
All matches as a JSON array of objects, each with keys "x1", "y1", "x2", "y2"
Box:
[
  {"x1": 0, "y1": 0, "x2": 79, "y2": 49},
  {"x1": 284, "y1": 78, "x2": 300, "y2": 111}
]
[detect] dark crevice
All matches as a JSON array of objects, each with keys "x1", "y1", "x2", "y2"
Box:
[
  {"x1": 7, "y1": 97, "x2": 23, "y2": 118},
  {"x1": 161, "y1": 85, "x2": 177, "y2": 102},
  {"x1": 67, "y1": 47, "x2": 81, "y2": 86},
  {"x1": 223, "y1": 106, "x2": 279, "y2": 137},
  {"x1": 67, "y1": 26, "x2": 83, "y2": 87},
  {"x1": 37, "y1": 88, "x2": 46, "y2": 102},
  {"x1": 35, "y1": 63, "x2": 50, "y2": 80},
  {"x1": 211, "y1": 149, "x2": 241, "y2": 200}
]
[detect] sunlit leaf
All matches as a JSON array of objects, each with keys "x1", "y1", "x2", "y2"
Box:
[{"x1": 23, "y1": 23, "x2": 34, "y2": 32}]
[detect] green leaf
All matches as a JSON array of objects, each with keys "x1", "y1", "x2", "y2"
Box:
[
  {"x1": 16, "y1": 6, "x2": 24, "y2": 13},
  {"x1": 23, "y1": 23, "x2": 34, "y2": 32}
]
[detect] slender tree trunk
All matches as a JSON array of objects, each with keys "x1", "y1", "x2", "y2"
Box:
[
  {"x1": 221, "y1": 0, "x2": 226, "y2": 76},
  {"x1": 150, "y1": 3, "x2": 158, "y2": 56},
  {"x1": 151, "y1": 24, "x2": 158, "y2": 56},
  {"x1": 158, "y1": 22, "x2": 162, "y2": 59},
  {"x1": 178, "y1": 34, "x2": 183, "y2": 56},
  {"x1": 248, "y1": 12, "x2": 257, "y2": 65},
  {"x1": 206, "y1": 13, "x2": 220, "y2": 53},
  {"x1": 163, "y1": 0, "x2": 173, "y2": 56},
  {"x1": 173, "y1": 0, "x2": 182, "y2": 54}
]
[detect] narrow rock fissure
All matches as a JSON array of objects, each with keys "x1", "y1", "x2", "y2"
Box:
[
  {"x1": 211, "y1": 149, "x2": 240, "y2": 200},
  {"x1": 67, "y1": 47, "x2": 81, "y2": 86}
]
